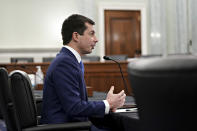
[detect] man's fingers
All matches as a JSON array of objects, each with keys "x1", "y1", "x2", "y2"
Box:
[
  {"x1": 118, "y1": 90, "x2": 125, "y2": 96},
  {"x1": 111, "y1": 108, "x2": 117, "y2": 112},
  {"x1": 120, "y1": 93, "x2": 126, "y2": 99}
]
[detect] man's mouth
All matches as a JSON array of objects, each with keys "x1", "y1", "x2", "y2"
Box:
[{"x1": 91, "y1": 45, "x2": 95, "y2": 49}]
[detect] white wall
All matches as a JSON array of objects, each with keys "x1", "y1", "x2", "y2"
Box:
[
  {"x1": 191, "y1": 0, "x2": 197, "y2": 53},
  {"x1": 0, "y1": 0, "x2": 81, "y2": 63},
  {"x1": 0, "y1": 0, "x2": 81, "y2": 49},
  {"x1": 0, "y1": 0, "x2": 196, "y2": 63},
  {"x1": 0, "y1": 0, "x2": 147, "y2": 63}
]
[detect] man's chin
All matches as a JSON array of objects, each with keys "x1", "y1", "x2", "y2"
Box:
[
  {"x1": 88, "y1": 48, "x2": 93, "y2": 53},
  {"x1": 83, "y1": 50, "x2": 92, "y2": 54},
  {"x1": 88, "y1": 50, "x2": 92, "y2": 54}
]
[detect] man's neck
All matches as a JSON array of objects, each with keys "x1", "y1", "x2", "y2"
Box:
[
  {"x1": 67, "y1": 42, "x2": 82, "y2": 56},
  {"x1": 63, "y1": 45, "x2": 81, "y2": 63}
]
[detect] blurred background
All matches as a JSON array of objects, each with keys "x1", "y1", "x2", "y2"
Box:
[{"x1": 0, "y1": 0, "x2": 196, "y2": 63}]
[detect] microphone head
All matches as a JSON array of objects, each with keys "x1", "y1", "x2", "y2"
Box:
[{"x1": 103, "y1": 56, "x2": 111, "y2": 60}]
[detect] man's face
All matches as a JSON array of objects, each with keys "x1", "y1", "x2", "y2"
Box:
[{"x1": 77, "y1": 23, "x2": 98, "y2": 55}]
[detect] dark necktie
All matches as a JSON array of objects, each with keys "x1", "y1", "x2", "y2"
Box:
[
  {"x1": 79, "y1": 61, "x2": 84, "y2": 74},
  {"x1": 79, "y1": 61, "x2": 88, "y2": 100}
]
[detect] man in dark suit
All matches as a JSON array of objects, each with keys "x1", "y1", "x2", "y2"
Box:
[{"x1": 41, "y1": 14, "x2": 126, "y2": 130}]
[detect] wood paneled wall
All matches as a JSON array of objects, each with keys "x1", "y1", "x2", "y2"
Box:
[{"x1": 0, "y1": 61, "x2": 132, "y2": 95}]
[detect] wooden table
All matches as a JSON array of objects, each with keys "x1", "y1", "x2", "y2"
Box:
[{"x1": 0, "y1": 61, "x2": 133, "y2": 95}]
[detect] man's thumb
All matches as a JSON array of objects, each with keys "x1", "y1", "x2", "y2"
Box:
[{"x1": 109, "y1": 86, "x2": 114, "y2": 93}]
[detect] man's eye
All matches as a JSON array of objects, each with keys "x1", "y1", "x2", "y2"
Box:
[{"x1": 90, "y1": 31, "x2": 95, "y2": 36}]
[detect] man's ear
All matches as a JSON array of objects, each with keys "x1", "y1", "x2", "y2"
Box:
[{"x1": 72, "y1": 32, "x2": 79, "y2": 42}]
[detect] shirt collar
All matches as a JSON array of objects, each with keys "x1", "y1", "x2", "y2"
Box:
[{"x1": 63, "y1": 45, "x2": 81, "y2": 63}]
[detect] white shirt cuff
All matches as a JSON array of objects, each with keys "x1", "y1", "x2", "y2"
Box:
[{"x1": 103, "y1": 100, "x2": 110, "y2": 114}]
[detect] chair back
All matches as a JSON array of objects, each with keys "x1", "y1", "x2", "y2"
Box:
[
  {"x1": 0, "y1": 68, "x2": 19, "y2": 131},
  {"x1": 128, "y1": 55, "x2": 197, "y2": 131},
  {"x1": 9, "y1": 70, "x2": 38, "y2": 129},
  {"x1": 42, "y1": 57, "x2": 55, "y2": 62},
  {"x1": 10, "y1": 57, "x2": 34, "y2": 63},
  {"x1": 1, "y1": 70, "x2": 91, "y2": 130}
]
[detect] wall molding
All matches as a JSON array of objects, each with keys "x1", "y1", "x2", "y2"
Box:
[{"x1": 0, "y1": 48, "x2": 60, "y2": 53}]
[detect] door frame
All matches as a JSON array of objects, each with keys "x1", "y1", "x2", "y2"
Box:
[{"x1": 98, "y1": 2, "x2": 147, "y2": 61}]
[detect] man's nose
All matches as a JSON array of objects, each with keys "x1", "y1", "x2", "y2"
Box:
[{"x1": 94, "y1": 36, "x2": 98, "y2": 43}]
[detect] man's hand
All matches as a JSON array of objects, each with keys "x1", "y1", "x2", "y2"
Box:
[{"x1": 106, "y1": 86, "x2": 126, "y2": 112}]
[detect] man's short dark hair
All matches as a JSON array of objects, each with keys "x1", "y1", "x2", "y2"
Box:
[{"x1": 61, "y1": 14, "x2": 95, "y2": 45}]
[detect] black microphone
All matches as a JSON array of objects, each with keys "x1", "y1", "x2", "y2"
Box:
[{"x1": 103, "y1": 56, "x2": 129, "y2": 95}]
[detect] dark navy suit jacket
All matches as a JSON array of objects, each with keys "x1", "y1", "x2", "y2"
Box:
[{"x1": 41, "y1": 47, "x2": 105, "y2": 124}]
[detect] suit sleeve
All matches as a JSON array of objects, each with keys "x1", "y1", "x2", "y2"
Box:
[{"x1": 52, "y1": 59, "x2": 106, "y2": 118}]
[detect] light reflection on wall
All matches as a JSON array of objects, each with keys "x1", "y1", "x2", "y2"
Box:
[{"x1": 150, "y1": 32, "x2": 161, "y2": 38}]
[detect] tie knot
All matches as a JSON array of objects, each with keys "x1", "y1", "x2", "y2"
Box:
[{"x1": 79, "y1": 61, "x2": 84, "y2": 74}]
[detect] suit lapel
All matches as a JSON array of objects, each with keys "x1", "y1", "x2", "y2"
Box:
[{"x1": 59, "y1": 47, "x2": 88, "y2": 100}]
